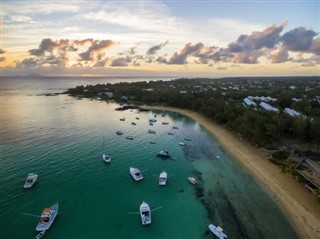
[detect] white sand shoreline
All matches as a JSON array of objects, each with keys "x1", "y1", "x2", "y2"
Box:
[{"x1": 145, "y1": 105, "x2": 320, "y2": 239}]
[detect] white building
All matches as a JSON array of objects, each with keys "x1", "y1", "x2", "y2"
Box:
[
  {"x1": 243, "y1": 97, "x2": 257, "y2": 107},
  {"x1": 259, "y1": 102, "x2": 279, "y2": 113},
  {"x1": 284, "y1": 108, "x2": 300, "y2": 117}
]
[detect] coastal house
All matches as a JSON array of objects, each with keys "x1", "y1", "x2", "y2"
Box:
[
  {"x1": 248, "y1": 96, "x2": 277, "y2": 102},
  {"x1": 284, "y1": 108, "x2": 300, "y2": 117},
  {"x1": 259, "y1": 102, "x2": 279, "y2": 113},
  {"x1": 243, "y1": 97, "x2": 257, "y2": 107}
]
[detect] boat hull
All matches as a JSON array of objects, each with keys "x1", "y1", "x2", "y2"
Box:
[
  {"x1": 24, "y1": 174, "x2": 38, "y2": 188},
  {"x1": 159, "y1": 172, "x2": 167, "y2": 186},
  {"x1": 188, "y1": 177, "x2": 197, "y2": 185},
  {"x1": 208, "y1": 224, "x2": 227, "y2": 239},
  {"x1": 102, "y1": 154, "x2": 111, "y2": 163},
  {"x1": 130, "y1": 167, "x2": 143, "y2": 181},
  {"x1": 140, "y1": 202, "x2": 151, "y2": 225},
  {"x1": 36, "y1": 203, "x2": 59, "y2": 231}
]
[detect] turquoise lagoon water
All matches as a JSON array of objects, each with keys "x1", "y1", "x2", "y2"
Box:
[{"x1": 0, "y1": 77, "x2": 299, "y2": 239}]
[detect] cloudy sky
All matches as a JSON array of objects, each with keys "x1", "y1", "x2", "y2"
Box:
[{"x1": 1, "y1": 0, "x2": 319, "y2": 77}]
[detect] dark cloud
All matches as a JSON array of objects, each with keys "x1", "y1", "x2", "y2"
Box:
[
  {"x1": 270, "y1": 48, "x2": 289, "y2": 63},
  {"x1": 29, "y1": 38, "x2": 59, "y2": 56},
  {"x1": 168, "y1": 42, "x2": 204, "y2": 64},
  {"x1": 16, "y1": 58, "x2": 39, "y2": 68},
  {"x1": 128, "y1": 46, "x2": 137, "y2": 55},
  {"x1": 155, "y1": 56, "x2": 167, "y2": 64},
  {"x1": 281, "y1": 27, "x2": 318, "y2": 52},
  {"x1": 93, "y1": 58, "x2": 108, "y2": 67},
  {"x1": 233, "y1": 51, "x2": 262, "y2": 64},
  {"x1": 110, "y1": 57, "x2": 132, "y2": 67},
  {"x1": 228, "y1": 24, "x2": 285, "y2": 53},
  {"x1": 0, "y1": 49, "x2": 5, "y2": 62},
  {"x1": 78, "y1": 40, "x2": 115, "y2": 61},
  {"x1": 308, "y1": 38, "x2": 320, "y2": 55},
  {"x1": 146, "y1": 41, "x2": 168, "y2": 55},
  {"x1": 210, "y1": 48, "x2": 233, "y2": 62}
]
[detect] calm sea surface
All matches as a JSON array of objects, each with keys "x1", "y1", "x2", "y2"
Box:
[{"x1": 0, "y1": 77, "x2": 299, "y2": 239}]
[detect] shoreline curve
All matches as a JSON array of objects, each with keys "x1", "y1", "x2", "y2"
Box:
[{"x1": 145, "y1": 105, "x2": 320, "y2": 239}]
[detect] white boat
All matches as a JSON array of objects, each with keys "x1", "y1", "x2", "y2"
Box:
[
  {"x1": 179, "y1": 142, "x2": 186, "y2": 146},
  {"x1": 35, "y1": 203, "x2": 59, "y2": 231},
  {"x1": 188, "y1": 177, "x2": 197, "y2": 185},
  {"x1": 130, "y1": 167, "x2": 143, "y2": 181},
  {"x1": 159, "y1": 171, "x2": 167, "y2": 186},
  {"x1": 24, "y1": 173, "x2": 38, "y2": 188},
  {"x1": 208, "y1": 224, "x2": 227, "y2": 239},
  {"x1": 102, "y1": 153, "x2": 111, "y2": 163},
  {"x1": 157, "y1": 150, "x2": 170, "y2": 158},
  {"x1": 140, "y1": 201, "x2": 151, "y2": 225}
]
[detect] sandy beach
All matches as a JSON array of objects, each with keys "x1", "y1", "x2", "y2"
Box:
[{"x1": 146, "y1": 105, "x2": 320, "y2": 239}]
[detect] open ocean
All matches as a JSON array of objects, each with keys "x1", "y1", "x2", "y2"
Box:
[{"x1": 0, "y1": 77, "x2": 299, "y2": 239}]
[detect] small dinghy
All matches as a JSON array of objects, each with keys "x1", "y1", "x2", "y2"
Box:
[
  {"x1": 102, "y1": 153, "x2": 111, "y2": 163},
  {"x1": 159, "y1": 171, "x2": 167, "y2": 186},
  {"x1": 208, "y1": 224, "x2": 227, "y2": 239},
  {"x1": 188, "y1": 177, "x2": 197, "y2": 185},
  {"x1": 24, "y1": 173, "x2": 38, "y2": 189}
]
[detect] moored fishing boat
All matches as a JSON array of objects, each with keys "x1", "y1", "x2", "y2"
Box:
[
  {"x1": 24, "y1": 173, "x2": 38, "y2": 188},
  {"x1": 116, "y1": 131, "x2": 123, "y2": 135},
  {"x1": 130, "y1": 167, "x2": 143, "y2": 181},
  {"x1": 140, "y1": 201, "x2": 151, "y2": 225},
  {"x1": 126, "y1": 136, "x2": 134, "y2": 140},
  {"x1": 36, "y1": 203, "x2": 59, "y2": 231},
  {"x1": 157, "y1": 150, "x2": 170, "y2": 158},
  {"x1": 208, "y1": 224, "x2": 227, "y2": 239},
  {"x1": 159, "y1": 171, "x2": 167, "y2": 186},
  {"x1": 148, "y1": 129, "x2": 156, "y2": 134},
  {"x1": 188, "y1": 177, "x2": 197, "y2": 185},
  {"x1": 179, "y1": 142, "x2": 186, "y2": 146}
]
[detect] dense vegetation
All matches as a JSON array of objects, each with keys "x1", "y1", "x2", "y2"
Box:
[{"x1": 66, "y1": 76, "x2": 320, "y2": 157}]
